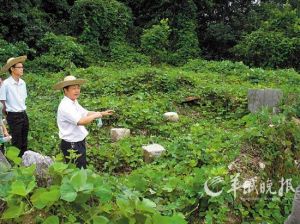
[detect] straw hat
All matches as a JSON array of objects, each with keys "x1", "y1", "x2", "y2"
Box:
[
  {"x1": 1, "y1": 55, "x2": 27, "y2": 73},
  {"x1": 53, "y1": 75, "x2": 86, "y2": 90}
]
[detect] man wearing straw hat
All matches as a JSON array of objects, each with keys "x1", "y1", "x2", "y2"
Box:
[
  {"x1": 53, "y1": 75, "x2": 114, "y2": 168},
  {"x1": 0, "y1": 56, "x2": 29, "y2": 156}
]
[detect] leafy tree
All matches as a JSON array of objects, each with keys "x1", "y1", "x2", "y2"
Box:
[
  {"x1": 169, "y1": 0, "x2": 200, "y2": 65},
  {"x1": 70, "y1": 0, "x2": 132, "y2": 47},
  {"x1": 141, "y1": 19, "x2": 170, "y2": 64},
  {"x1": 232, "y1": 30, "x2": 296, "y2": 68},
  {"x1": 233, "y1": 4, "x2": 300, "y2": 70},
  {"x1": 0, "y1": 1, "x2": 49, "y2": 48},
  {"x1": 121, "y1": 0, "x2": 201, "y2": 64},
  {"x1": 0, "y1": 39, "x2": 32, "y2": 65},
  {"x1": 40, "y1": 0, "x2": 73, "y2": 34},
  {"x1": 28, "y1": 32, "x2": 88, "y2": 72},
  {"x1": 195, "y1": 0, "x2": 260, "y2": 59}
]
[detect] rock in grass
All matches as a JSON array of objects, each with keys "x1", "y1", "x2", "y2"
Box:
[
  {"x1": 248, "y1": 89, "x2": 283, "y2": 113},
  {"x1": 163, "y1": 112, "x2": 179, "y2": 122},
  {"x1": 111, "y1": 128, "x2": 130, "y2": 142},
  {"x1": 22, "y1": 150, "x2": 53, "y2": 178},
  {"x1": 143, "y1": 144, "x2": 166, "y2": 163}
]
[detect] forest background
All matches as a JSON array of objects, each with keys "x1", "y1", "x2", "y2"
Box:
[{"x1": 0, "y1": 0, "x2": 299, "y2": 71}]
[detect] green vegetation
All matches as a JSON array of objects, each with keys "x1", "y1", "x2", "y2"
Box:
[{"x1": 1, "y1": 60, "x2": 300, "y2": 223}]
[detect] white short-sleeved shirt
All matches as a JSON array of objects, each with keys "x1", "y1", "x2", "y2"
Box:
[
  {"x1": 57, "y1": 96, "x2": 89, "y2": 142},
  {"x1": 0, "y1": 76, "x2": 27, "y2": 112}
]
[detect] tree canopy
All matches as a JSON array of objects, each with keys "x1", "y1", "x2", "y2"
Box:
[{"x1": 0, "y1": 0, "x2": 299, "y2": 70}]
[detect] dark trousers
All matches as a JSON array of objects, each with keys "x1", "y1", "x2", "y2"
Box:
[
  {"x1": 0, "y1": 144, "x2": 4, "y2": 154},
  {"x1": 60, "y1": 139, "x2": 87, "y2": 169},
  {"x1": 6, "y1": 111, "x2": 29, "y2": 157}
]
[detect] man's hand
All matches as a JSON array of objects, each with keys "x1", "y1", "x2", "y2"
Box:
[
  {"x1": 100, "y1": 110, "x2": 115, "y2": 116},
  {"x1": 3, "y1": 130, "x2": 9, "y2": 137}
]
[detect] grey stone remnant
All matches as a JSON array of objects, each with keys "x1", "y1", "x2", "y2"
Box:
[
  {"x1": 143, "y1": 144, "x2": 166, "y2": 163},
  {"x1": 248, "y1": 89, "x2": 283, "y2": 113},
  {"x1": 163, "y1": 112, "x2": 179, "y2": 122},
  {"x1": 22, "y1": 150, "x2": 53, "y2": 179},
  {"x1": 111, "y1": 128, "x2": 130, "y2": 142}
]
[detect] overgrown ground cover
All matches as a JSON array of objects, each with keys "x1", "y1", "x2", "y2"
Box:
[{"x1": 1, "y1": 59, "x2": 300, "y2": 223}]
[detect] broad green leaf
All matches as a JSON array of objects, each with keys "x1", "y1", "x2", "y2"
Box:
[
  {"x1": 43, "y1": 215, "x2": 59, "y2": 224},
  {"x1": 70, "y1": 169, "x2": 87, "y2": 191},
  {"x1": 137, "y1": 198, "x2": 156, "y2": 213},
  {"x1": 127, "y1": 174, "x2": 148, "y2": 192},
  {"x1": 0, "y1": 183, "x2": 10, "y2": 198},
  {"x1": 21, "y1": 164, "x2": 36, "y2": 176},
  {"x1": 168, "y1": 214, "x2": 187, "y2": 224},
  {"x1": 74, "y1": 193, "x2": 90, "y2": 204},
  {"x1": 10, "y1": 180, "x2": 27, "y2": 196},
  {"x1": 26, "y1": 180, "x2": 36, "y2": 194},
  {"x1": 2, "y1": 202, "x2": 24, "y2": 219},
  {"x1": 5, "y1": 147, "x2": 21, "y2": 165},
  {"x1": 31, "y1": 188, "x2": 47, "y2": 208},
  {"x1": 31, "y1": 186, "x2": 60, "y2": 209},
  {"x1": 94, "y1": 186, "x2": 113, "y2": 203},
  {"x1": 50, "y1": 162, "x2": 68, "y2": 174},
  {"x1": 116, "y1": 198, "x2": 134, "y2": 215},
  {"x1": 60, "y1": 182, "x2": 77, "y2": 202},
  {"x1": 81, "y1": 183, "x2": 94, "y2": 194},
  {"x1": 153, "y1": 214, "x2": 187, "y2": 224},
  {"x1": 93, "y1": 216, "x2": 109, "y2": 224}
]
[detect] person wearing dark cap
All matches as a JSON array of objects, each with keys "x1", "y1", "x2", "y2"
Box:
[
  {"x1": 0, "y1": 56, "x2": 29, "y2": 156},
  {"x1": 53, "y1": 75, "x2": 114, "y2": 168}
]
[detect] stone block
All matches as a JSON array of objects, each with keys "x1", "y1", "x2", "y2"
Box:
[
  {"x1": 111, "y1": 128, "x2": 130, "y2": 142},
  {"x1": 22, "y1": 150, "x2": 53, "y2": 179},
  {"x1": 143, "y1": 144, "x2": 166, "y2": 163},
  {"x1": 248, "y1": 89, "x2": 283, "y2": 113},
  {"x1": 163, "y1": 112, "x2": 179, "y2": 122}
]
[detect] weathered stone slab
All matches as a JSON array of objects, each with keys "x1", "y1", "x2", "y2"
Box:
[
  {"x1": 143, "y1": 144, "x2": 166, "y2": 163},
  {"x1": 163, "y1": 112, "x2": 179, "y2": 122},
  {"x1": 22, "y1": 150, "x2": 53, "y2": 178},
  {"x1": 111, "y1": 128, "x2": 130, "y2": 142},
  {"x1": 248, "y1": 89, "x2": 283, "y2": 113}
]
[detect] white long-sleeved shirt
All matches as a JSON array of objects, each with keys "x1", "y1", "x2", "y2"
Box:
[{"x1": 0, "y1": 76, "x2": 27, "y2": 112}]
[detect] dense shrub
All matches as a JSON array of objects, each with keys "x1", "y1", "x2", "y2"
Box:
[
  {"x1": 28, "y1": 32, "x2": 88, "y2": 72},
  {"x1": 0, "y1": 2, "x2": 49, "y2": 47},
  {"x1": 141, "y1": 19, "x2": 171, "y2": 64},
  {"x1": 108, "y1": 41, "x2": 150, "y2": 65},
  {"x1": 40, "y1": 0, "x2": 73, "y2": 34},
  {"x1": 233, "y1": 6, "x2": 300, "y2": 70},
  {"x1": 0, "y1": 39, "x2": 33, "y2": 65},
  {"x1": 204, "y1": 22, "x2": 235, "y2": 59},
  {"x1": 168, "y1": 0, "x2": 200, "y2": 65},
  {"x1": 264, "y1": 6, "x2": 300, "y2": 37},
  {"x1": 183, "y1": 59, "x2": 249, "y2": 75},
  {"x1": 70, "y1": 0, "x2": 132, "y2": 48},
  {"x1": 232, "y1": 30, "x2": 297, "y2": 69}
]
